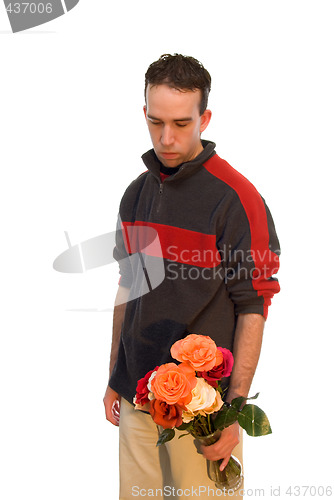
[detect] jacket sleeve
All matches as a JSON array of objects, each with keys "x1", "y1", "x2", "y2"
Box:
[
  {"x1": 216, "y1": 189, "x2": 280, "y2": 320},
  {"x1": 113, "y1": 214, "x2": 133, "y2": 289}
]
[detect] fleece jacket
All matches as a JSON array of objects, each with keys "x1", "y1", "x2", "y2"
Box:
[{"x1": 108, "y1": 140, "x2": 280, "y2": 404}]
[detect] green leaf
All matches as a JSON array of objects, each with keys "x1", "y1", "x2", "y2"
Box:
[
  {"x1": 247, "y1": 392, "x2": 260, "y2": 403},
  {"x1": 231, "y1": 393, "x2": 259, "y2": 411},
  {"x1": 237, "y1": 404, "x2": 272, "y2": 436},
  {"x1": 177, "y1": 433, "x2": 189, "y2": 439},
  {"x1": 156, "y1": 428, "x2": 175, "y2": 446},
  {"x1": 176, "y1": 422, "x2": 192, "y2": 431},
  {"x1": 213, "y1": 405, "x2": 238, "y2": 431},
  {"x1": 218, "y1": 385, "x2": 229, "y2": 398},
  {"x1": 231, "y1": 397, "x2": 246, "y2": 411}
]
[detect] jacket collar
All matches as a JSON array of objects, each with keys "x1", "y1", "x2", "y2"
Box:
[{"x1": 141, "y1": 140, "x2": 216, "y2": 181}]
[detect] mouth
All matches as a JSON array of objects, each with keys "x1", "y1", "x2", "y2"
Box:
[{"x1": 160, "y1": 152, "x2": 179, "y2": 159}]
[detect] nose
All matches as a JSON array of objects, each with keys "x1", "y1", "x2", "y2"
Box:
[{"x1": 161, "y1": 125, "x2": 174, "y2": 146}]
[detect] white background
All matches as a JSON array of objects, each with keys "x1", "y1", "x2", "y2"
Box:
[{"x1": 1, "y1": 1, "x2": 333, "y2": 499}]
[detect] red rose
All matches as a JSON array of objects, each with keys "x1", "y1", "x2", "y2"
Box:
[
  {"x1": 149, "y1": 399, "x2": 183, "y2": 429},
  {"x1": 198, "y1": 347, "x2": 234, "y2": 387},
  {"x1": 134, "y1": 366, "x2": 159, "y2": 405}
]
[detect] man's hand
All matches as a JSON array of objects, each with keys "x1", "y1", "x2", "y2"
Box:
[
  {"x1": 104, "y1": 286, "x2": 129, "y2": 427},
  {"x1": 200, "y1": 422, "x2": 240, "y2": 471},
  {"x1": 103, "y1": 386, "x2": 121, "y2": 426}
]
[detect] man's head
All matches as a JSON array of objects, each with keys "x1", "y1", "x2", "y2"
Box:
[
  {"x1": 144, "y1": 54, "x2": 212, "y2": 167},
  {"x1": 144, "y1": 53, "x2": 211, "y2": 115}
]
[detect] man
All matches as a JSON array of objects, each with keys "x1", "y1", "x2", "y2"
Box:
[{"x1": 104, "y1": 54, "x2": 280, "y2": 499}]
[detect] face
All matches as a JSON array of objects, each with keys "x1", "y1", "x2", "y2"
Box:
[{"x1": 144, "y1": 84, "x2": 212, "y2": 168}]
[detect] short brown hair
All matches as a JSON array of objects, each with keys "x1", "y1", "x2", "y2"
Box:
[{"x1": 144, "y1": 53, "x2": 211, "y2": 115}]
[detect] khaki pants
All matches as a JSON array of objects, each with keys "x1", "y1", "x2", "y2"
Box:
[{"x1": 119, "y1": 397, "x2": 244, "y2": 499}]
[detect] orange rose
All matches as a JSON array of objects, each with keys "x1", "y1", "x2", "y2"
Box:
[
  {"x1": 149, "y1": 399, "x2": 183, "y2": 429},
  {"x1": 171, "y1": 334, "x2": 219, "y2": 372},
  {"x1": 150, "y1": 362, "x2": 196, "y2": 406}
]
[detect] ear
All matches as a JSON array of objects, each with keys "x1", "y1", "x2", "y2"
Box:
[
  {"x1": 143, "y1": 105, "x2": 147, "y2": 119},
  {"x1": 200, "y1": 109, "x2": 212, "y2": 133}
]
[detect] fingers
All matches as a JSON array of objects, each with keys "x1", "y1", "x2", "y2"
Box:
[
  {"x1": 201, "y1": 424, "x2": 240, "y2": 462},
  {"x1": 109, "y1": 413, "x2": 120, "y2": 426},
  {"x1": 201, "y1": 439, "x2": 235, "y2": 461},
  {"x1": 202, "y1": 441, "x2": 233, "y2": 464},
  {"x1": 105, "y1": 400, "x2": 120, "y2": 426},
  {"x1": 201, "y1": 441, "x2": 226, "y2": 461},
  {"x1": 103, "y1": 387, "x2": 121, "y2": 426},
  {"x1": 103, "y1": 400, "x2": 115, "y2": 424},
  {"x1": 220, "y1": 455, "x2": 230, "y2": 472},
  {"x1": 112, "y1": 400, "x2": 121, "y2": 426}
]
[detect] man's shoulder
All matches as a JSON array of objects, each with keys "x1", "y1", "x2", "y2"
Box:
[
  {"x1": 204, "y1": 153, "x2": 262, "y2": 201},
  {"x1": 123, "y1": 170, "x2": 150, "y2": 194},
  {"x1": 118, "y1": 170, "x2": 151, "y2": 210}
]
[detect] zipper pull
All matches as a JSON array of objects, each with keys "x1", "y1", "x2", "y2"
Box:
[{"x1": 159, "y1": 183, "x2": 163, "y2": 194}]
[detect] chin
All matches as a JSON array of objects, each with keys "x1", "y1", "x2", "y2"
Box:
[{"x1": 160, "y1": 158, "x2": 182, "y2": 168}]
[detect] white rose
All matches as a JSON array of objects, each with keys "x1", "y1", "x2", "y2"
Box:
[
  {"x1": 185, "y1": 377, "x2": 217, "y2": 413},
  {"x1": 147, "y1": 371, "x2": 157, "y2": 392},
  {"x1": 181, "y1": 409, "x2": 196, "y2": 423},
  {"x1": 200, "y1": 390, "x2": 224, "y2": 415}
]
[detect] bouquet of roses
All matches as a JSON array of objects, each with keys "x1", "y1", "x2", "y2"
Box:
[{"x1": 134, "y1": 333, "x2": 271, "y2": 491}]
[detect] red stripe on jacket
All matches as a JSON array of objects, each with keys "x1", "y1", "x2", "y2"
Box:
[
  {"x1": 122, "y1": 220, "x2": 221, "y2": 268},
  {"x1": 203, "y1": 154, "x2": 280, "y2": 318}
]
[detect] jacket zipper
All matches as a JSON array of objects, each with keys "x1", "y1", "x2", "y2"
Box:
[{"x1": 156, "y1": 181, "x2": 164, "y2": 214}]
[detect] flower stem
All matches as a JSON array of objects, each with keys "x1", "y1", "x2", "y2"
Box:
[{"x1": 207, "y1": 415, "x2": 212, "y2": 434}]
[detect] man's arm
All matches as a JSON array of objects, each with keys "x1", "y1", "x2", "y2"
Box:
[
  {"x1": 201, "y1": 313, "x2": 265, "y2": 469},
  {"x1": 226, "y1": 313, "x2": 265, "y2": 402},
  {"x1": 103, "y1": 285, "x2": 130, "y2": 426}
]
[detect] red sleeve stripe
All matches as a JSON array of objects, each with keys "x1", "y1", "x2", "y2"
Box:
[{"x1": 203, "y1": 154, "x2": 280, "y2": 318}]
